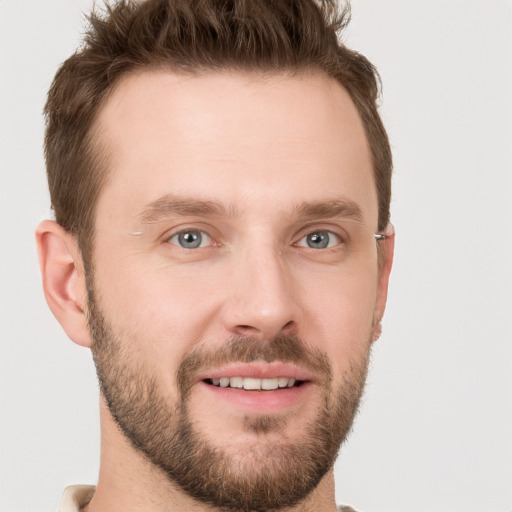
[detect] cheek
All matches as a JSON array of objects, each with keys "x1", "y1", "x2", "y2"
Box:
[
  {"x1": 93, "y1": 243, "x2": 379, "y2": 377},
  {"x1": 298, "y1": 265, "x2": 378, "y2": 366},
  {"x1": 92, "y1": 257, "x2": 225, "y2": 370}
]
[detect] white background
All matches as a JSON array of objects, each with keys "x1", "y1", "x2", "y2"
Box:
[{"x1": 1, "y1": 1, "x2": 511, "y2": 511}]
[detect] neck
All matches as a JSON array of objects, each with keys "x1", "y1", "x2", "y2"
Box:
[{"x1": 83, "y1": 400, "x2": 338, "y2": 512}]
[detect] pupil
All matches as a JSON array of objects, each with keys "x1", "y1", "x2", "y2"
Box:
[
  {"x1": 179, "y1": 231, "x2": 201, "y2": 248},
  {"x1": 307, "y1": 231, "x2": 328, "y2": 249}
]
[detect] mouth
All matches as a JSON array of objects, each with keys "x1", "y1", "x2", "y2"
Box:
[
  {"x1": 194, "y1": 363, "x2": 315, "y2": 413},
  {"x1": 204, "y1": 376, "x2": 304, "y2": 390}
]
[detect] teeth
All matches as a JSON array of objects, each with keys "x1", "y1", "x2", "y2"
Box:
[
  {"x1": 278, "y1": 377, "x2": 289, "y2": 388},
  {"x1": 229, "y1": 377, "x2": 243, "y2": 388},
  {"x1": 261, "y1": 378, "x2": 279, "y2": 390},
  {"x1": 243, "y1": 378, "x2": 261, "y2": 390},
  {"x1": 209, "y1": 377, "x2": 299, "y2": 390}
]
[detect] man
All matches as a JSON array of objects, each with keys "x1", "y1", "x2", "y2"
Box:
[{"x1": 36, "y1": 0, "x2": 394, "y2": 511}]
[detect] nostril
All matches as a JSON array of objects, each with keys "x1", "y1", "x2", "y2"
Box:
[
  {"x1": 282, "y1": 321, "x2": 295, "y2": 331},
  {"x1": 232, "y1": 321, "x2": 298, "y2": 339},
  {"x1": 233, "y1": 324, "x2": 261, "y2": 337}
]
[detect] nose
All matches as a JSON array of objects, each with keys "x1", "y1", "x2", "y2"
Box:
[{"x1": 221, "y1": 243, "x2": 301, "y2": 340}]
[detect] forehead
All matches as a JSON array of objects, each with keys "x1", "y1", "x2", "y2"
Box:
[{"x1": 94, "y1": 69, "x2": 377, "y2": 226}]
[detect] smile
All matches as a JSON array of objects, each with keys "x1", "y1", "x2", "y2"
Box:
[{"x1": 204, "y1": 377, "x2": 302, "y2": 390}]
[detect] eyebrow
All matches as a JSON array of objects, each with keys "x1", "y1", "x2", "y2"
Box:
[
  {"x1": 139, "y1": 194, "x2": 363, "y2": 224},
  {"x1": 139, "y1": 194, "x2": 237, "y2": 223},
  {"x1": 293, "y1": 198, "x2": 363, "y2": 223}
]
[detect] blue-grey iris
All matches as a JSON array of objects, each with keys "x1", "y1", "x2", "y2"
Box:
[
  {"x1": 178, "y1": 230, "x2": 203, "y2": 249},
  {"x1": 306, "y1": 231, "x2": 330, "y2": 249}
]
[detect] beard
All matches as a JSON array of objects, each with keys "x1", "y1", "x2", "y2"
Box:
[{"x1": 88, "y1": 291, "x2": 371, "y2": 512}]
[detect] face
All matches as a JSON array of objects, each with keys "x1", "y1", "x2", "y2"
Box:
[{"x1": 87, "y1": 70, "x2": 391, "y2": 510}]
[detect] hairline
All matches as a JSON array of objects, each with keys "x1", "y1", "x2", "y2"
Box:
[{"x1": 80, "y1": 64, "x2": 381, "y2": 267}]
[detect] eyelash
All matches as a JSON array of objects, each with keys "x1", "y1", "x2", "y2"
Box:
[
  {"x1": 295, "y1": 230, "x2": 342, "y2": 250},
  {"x1": 167, "y1": 229, "x2": 215, "y2": 249},
  {"x1": 165, "y1": 228, "x2": 345, "y2": 251}
]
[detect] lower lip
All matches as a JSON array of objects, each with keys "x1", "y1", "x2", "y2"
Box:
[{"x1": 198, "y1": 381, "x2": 313, "y2": 413}]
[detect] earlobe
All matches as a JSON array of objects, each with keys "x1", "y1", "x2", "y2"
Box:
[
  {"x1": 35, "y1": 220, "x2": 92, "y2": 348},
  {"x1": 372, "y1": 224, "x2": 395, "y2": 342}
]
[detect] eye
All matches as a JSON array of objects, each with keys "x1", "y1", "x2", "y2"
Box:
[
  {"x1": 296, "y1": 230, "x2": 341, "y2": 249},
  {"x1": 168, "y1": 229, "x2": 212, "y2": 249}
]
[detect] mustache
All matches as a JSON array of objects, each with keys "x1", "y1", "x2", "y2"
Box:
[{"x1": 176, "y1": 334, "x2": 333, "y2": 398}]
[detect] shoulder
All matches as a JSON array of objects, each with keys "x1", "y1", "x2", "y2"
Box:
[{"x1": 58, "y1": 485, "x2": 95, "y2": 512}]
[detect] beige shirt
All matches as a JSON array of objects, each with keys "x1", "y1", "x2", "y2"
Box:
[
  {"x1": 59, "y1": 485, "x2": 95, "y2": 511},
  {"x1": 58, "y1": 485, "x2": 358, "y2": 512}
]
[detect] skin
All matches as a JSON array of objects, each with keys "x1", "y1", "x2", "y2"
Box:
[{"x1": 36, "y1": 70, "x2": 394, "y2": 512}]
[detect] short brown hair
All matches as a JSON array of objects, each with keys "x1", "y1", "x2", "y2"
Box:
[{"x1": 44, "y1": 0, "x2": 392, "y2": 265}]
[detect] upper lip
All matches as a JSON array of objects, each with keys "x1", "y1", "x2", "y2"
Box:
[{"x1": 195, "y1": 362, "x2": 315, "y2": 383}]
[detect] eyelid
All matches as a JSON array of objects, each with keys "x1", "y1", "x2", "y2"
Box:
[
  {"x1": 170, "y1": 230, "x2": 212, "y2": 248},
  {"x1": 162, "y1": 225, "x2": 219, "y2": 249},
  {"x1": 294, "y1": 229, "x2": 343, "y2": 249},
  {"x1": 293, "y1": 222, "x2": 350, "y2": 242}
]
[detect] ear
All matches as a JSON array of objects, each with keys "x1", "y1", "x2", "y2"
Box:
[
  {"x1": 372, "y1": 224, "x2": 395, "y2": 342},
  {"x1": 35, "y1": 220, "x2": 92, "y2": 348}
]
